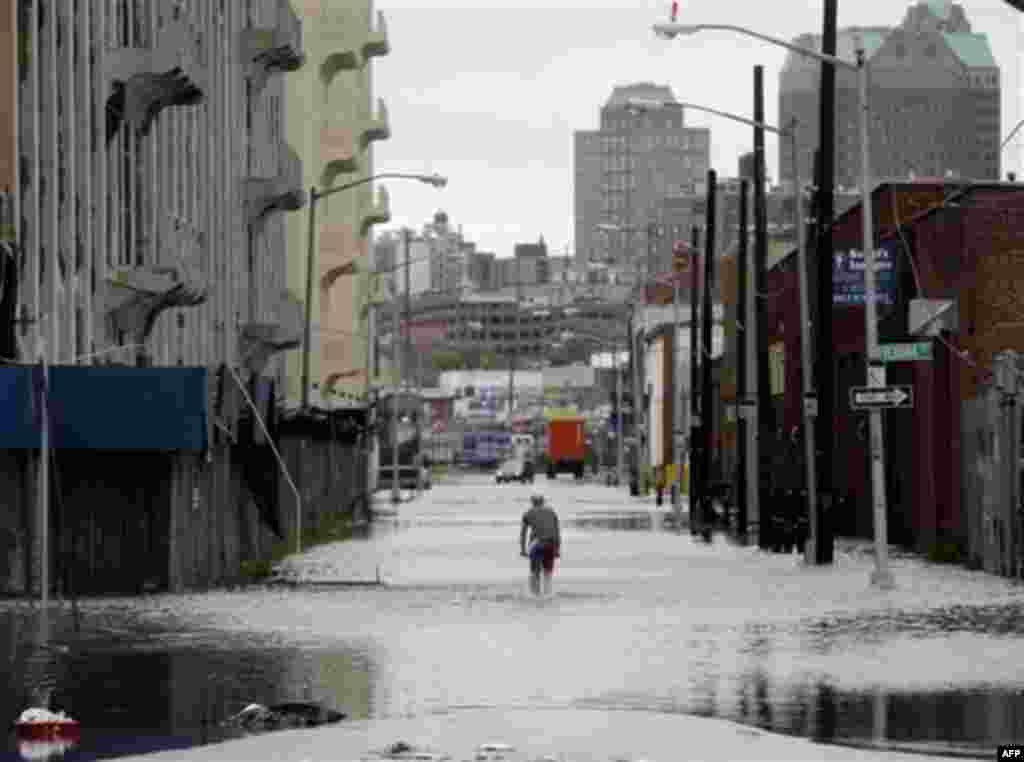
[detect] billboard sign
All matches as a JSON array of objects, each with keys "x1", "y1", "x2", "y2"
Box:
[
  {"x1": 404, "y1": 319, "x2": 449, "y2": 351},
  {"x1": 832, "y1": 239, "x2": 899, "y2": 306}
]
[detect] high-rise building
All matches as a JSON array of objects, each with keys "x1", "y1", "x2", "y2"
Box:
[
  {"x1": 779, "y1": 1, "x2": 1000, "y2": 192},
  {"x1": 468, "y1": 251, "x2": 499, "y2": 291},
  {"x1": 424, "y1": 210, "x2": 471, "y2": 297},
  {"x1": 286, "y1": 0, "x2": 391, "y2": 402},
  {"x1": 573, "y1": 83, "x2": 711, "y2": 284},
  {"x1": 513, "y1": 236, "x2": 549, "y2": 287}
]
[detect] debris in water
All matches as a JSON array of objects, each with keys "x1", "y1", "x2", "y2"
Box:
[{"x1": 222, "y1": 702, "x2": 346, "y2": 731}]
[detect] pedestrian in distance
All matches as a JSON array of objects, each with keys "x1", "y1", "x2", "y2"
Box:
[{"x1": 519, "y1": 492, "x2": 561, "y2": 597}]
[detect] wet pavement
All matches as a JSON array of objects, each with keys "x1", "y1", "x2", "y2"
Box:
[{"x1": 3, "y1": 472, "x2": 1024, "y2": 760}]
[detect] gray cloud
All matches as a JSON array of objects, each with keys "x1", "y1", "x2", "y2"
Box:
[{"x1": 375, "y1": 1, "x2": 1022, "y2": 259}]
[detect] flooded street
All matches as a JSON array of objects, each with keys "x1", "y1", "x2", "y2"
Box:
[{"x1": 4, "y1": 472, "x2": 1024, "y2": 760}]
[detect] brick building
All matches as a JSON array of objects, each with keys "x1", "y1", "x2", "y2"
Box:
[{"x1": 757, "y1": 181, "x2": 1024, "y2": 556}]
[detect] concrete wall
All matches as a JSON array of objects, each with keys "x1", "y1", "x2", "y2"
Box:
[
  {"x1": 0, "y1": 450, "x2": 29, "y2": 595},
  {"x1": 0, "y1": 428, "x2": 368, "y2": 596}
]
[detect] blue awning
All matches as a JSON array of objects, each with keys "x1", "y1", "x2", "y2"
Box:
[{"x1": 0, "y1": 365, "x2": 208, "y2": 450}]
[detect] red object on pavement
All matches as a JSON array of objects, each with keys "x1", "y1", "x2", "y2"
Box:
[
  {"x1": 14, "y1": 708, "x2": 81, "y2": 741},
  {"x1": 671, "y1": 1, "x2": 679, "y2": 22}
]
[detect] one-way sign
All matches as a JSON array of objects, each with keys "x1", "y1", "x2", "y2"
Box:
[{"x1": 850, "y1": 385, "x2": 913, "y2": 410}]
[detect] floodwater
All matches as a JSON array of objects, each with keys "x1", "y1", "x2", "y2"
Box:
[{"x1": 3, "y1": 473, "x2": 1024, "y2": 760}]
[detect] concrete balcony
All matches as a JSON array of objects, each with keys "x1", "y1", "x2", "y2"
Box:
[
  {"x1": 362, "y1": 11, "x2": 390, "y2": 61},
  {"x1": 245, "y1": 144, "x2": 306, "y2": 224},
  {"x1": 319, "y1": 10, "x2": 389, "y2": 83},
  {"x1": 320, "y1": 125, "x2": 359, "y2": 187},
  {"x1": 239, "y1": 292, "x2": 303, "y2": 375},
  {"x1": 360, "y1": 186, "x2": 390, "y2": 237},
  {"x1": 241, "y1": 0, "x2": 306, "y2": 92},
  {"x1": 319, "y1": 224, "x2": 359, "y2": 289},
  {"x1": 324, "y1": 368, "x2": 367, "y2": 393},
  {"x1": 359, "y1": 98, "x2": 391, "y2": 150},
  {"x1": 104, "y1": 11, "x2": 206, "y2": 143},
  {"x1": 104, "y1": 263, "x2": 207, "y2": 364}
]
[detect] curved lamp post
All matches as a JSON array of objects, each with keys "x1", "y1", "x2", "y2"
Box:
[
  {"x1": 301, "y1": 171, "x2": 447, "y2": 410},
  {"x1": 654, "y1": 21, "x2": 893, "y2": 589}
]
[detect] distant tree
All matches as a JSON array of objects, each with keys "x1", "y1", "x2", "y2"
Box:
[{"x1": 432, "y1": 350, "x2": 464, "y2": 372}]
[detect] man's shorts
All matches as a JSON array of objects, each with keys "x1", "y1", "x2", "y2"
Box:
[{"x1": 528, "y1": 541, "x2": 557, "y2": 574}]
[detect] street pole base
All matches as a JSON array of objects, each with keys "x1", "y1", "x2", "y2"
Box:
[
  {"x1": 803, "y1": 539, "x2": 817, "y2": 565},
  {"x1": 869, "y1": 568, "x2": 895, "y2": 590}
]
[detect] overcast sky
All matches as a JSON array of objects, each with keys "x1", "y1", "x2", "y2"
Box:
[{"x1": 373, "y1": 0, "x2": 1023, "y2": 259}]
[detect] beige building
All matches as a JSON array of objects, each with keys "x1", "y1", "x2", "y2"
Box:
[
  {"x1": 573, "y1": 83, "x2": 711, "y2": 283},
  {"x1": 285, "y1": 0, "x2": 391, "y2": 406}
]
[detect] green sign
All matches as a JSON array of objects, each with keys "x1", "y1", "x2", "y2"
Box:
[{"x1": 879, "y1": 342, "x2": 932, "y2": 363}]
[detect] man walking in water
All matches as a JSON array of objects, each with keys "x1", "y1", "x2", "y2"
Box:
[{"x1": 520, "y1": 492, "x2": 561, "y2": 596}]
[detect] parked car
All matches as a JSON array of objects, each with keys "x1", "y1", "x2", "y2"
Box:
[
  {"x1": 377, "y1": 465, "x2": 430, "y2": 491},
  {"x1": 496, "y1": 458, "x2": 534, "y2": 484}
]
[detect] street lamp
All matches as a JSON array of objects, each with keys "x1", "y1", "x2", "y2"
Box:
[
  {"x1": 626, "y1": 94, "x2": 817, "y2": 567},
  {"x1": 301, "y1": 171, "x2": 447, "y2": 410},
  {"x1": 654, "y1": 21, "x2": 894, "y2": 589}
]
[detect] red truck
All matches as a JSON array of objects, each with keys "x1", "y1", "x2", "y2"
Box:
[{"x1": 545, "y1": 416, "x2": 585, "y2": 480}]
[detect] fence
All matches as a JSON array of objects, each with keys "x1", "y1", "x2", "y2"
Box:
[{"x1": 961, "y1": 350, "x2": 1024, "y2": 578}]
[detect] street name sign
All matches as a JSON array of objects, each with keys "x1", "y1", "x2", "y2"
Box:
[
  {"x1": 879, "y1": 342, "x2": 932, "y2": 363},
  {"x1": 850, "y1": 385, "x2": 913, "y2": 410}
]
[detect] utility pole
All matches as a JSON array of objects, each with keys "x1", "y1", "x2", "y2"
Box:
[
  {"x1": 689, "y1": 225, "x2": 701, "y2": 533},
  {"x1": 856, "y1": 46, "x2": 893, "y2": 589},
  {"x1": 629, "y1": 309, "x2": 641, "y2": 494},
  {"x1": 616, "y1": 344, "x2": 625, "y2": 485},
  {"x1": 736, "y1": 179, "x2": 749, "y2": 541},
  {"x1": 366, "y1": 300, "x2": 377, "y2": 507},
  {"x1": 405, "y1": 229, "x2": 412, "y2": 393},
  {"x1": 673, "y1": 237, "x2": 685, "y2": 523},
  {"x1": 791, "y1": 121, "x2": 820, "y2": 565},
  {"x1": 391, "y1": 229, "x2": 409, "y2": 505},
  {"x1": 814, "y1": 0, "x2": 838, "y2": 565},
  {"x1": 744, "y1": 179, "x2": 761, "y2": 548},
  {"x1": 508, "y1": 257, "x2": 520, "y2": 425},
  {"x1": 301, "y1": 187, "x2": 318, "y2": 410},
  {"x1": 642, "y1": 222, "x2": 658, "y2": 475},
  {"x1": 753, "y1": 64, "x2": 774, "y2": 550},
  {"x1": 700, "y1": 170, "x2": 716, "y2": 543},
  {"x1": 38, "y1": 338, "x2": 49, "y2": 605}
]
